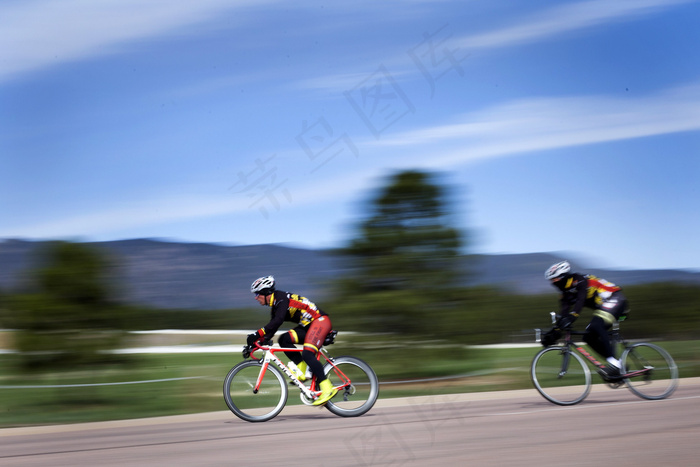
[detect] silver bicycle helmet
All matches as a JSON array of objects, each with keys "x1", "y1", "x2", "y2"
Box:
[
  {"x1": 544, "y1": 261, "x2": 571, "y2": 280},
  {"x1": 251, "y1": 275, "x2": 275, "y2": 295}
]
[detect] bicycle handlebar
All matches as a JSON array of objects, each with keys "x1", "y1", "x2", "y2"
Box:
[
  {"x1": 242, "y1": 338, "x2": 274, "y2": 359},
  {"x1": 547, "y1": 311, "x2": 584, "y2": 335}
]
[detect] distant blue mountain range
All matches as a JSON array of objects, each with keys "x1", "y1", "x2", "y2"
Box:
[{"x1": 1, "y1": 238, "x2": 698, "y2": 310}]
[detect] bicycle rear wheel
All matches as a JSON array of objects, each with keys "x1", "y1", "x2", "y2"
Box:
[
  {"x1": 324, "y1": 356, "x2": 379, "y2": 417},
  {"x1": 621, "y1": 343, "x2": 678, "y2": 400},
  {"x1": 531, "y1": 346, "x2": 591, "y2": 405},
  {"x1": 223, "y1": 360, "x2": 288, "y2": 422}
]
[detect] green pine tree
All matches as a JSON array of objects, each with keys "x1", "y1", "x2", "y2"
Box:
[{"x1": 334, "y1": 170, "x2": 466, "y2": 336}]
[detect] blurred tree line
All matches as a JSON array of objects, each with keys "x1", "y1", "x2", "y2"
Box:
[
  {"x1": 0, "y1": 242, "x2": 127, "y2": 369},
  {"x1": 1, "y1": 170, "x2": 699, "y2": 371},
  {"x1": 323, "y1": 170, "x2": 700, "y2": 343}
]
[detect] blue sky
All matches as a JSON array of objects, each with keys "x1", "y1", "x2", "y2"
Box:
[{"x1": 1, "y1": 0, "x2": 699, "y2": 271}]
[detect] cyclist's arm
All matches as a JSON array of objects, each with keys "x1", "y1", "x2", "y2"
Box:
[
  {"x1": 558, "y1": 274, "x2": 587, "y2": 325},
  {"x1": 256, "y1": 294, "x2": 290, "y2": 339},
  {"x1": 559, "y1": 276, "x2": 587, "y2": 324},
  {"x1": 558, "y1": 295, "x2": 571, "y2": 316}
]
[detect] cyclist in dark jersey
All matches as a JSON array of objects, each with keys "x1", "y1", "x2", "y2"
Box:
[
  {"x1": 247, "y1": 275, "x2": 337, "y2": 405},
  {"x1": 543, "y1": 261, "x2": 630, "y2": 380}
]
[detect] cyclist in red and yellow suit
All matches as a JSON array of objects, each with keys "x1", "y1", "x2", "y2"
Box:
[
  {"x1": 247, "y1": 275, "x2": 337, "y2": 405},
  {"x1": 544, "y1": 261, "x2": 630, "y2": 379}
]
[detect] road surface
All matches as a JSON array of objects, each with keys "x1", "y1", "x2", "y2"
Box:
[{"x1": 2, "y1": 378, "x2": 699, "y2": 466}]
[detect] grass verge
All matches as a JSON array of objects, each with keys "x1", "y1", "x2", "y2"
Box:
[{"x1": 1, "y1": 339, "x2": 699, "y2": 428}]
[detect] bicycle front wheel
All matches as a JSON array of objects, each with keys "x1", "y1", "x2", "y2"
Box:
[
  {"x1": 223, "y1": 360, "x2": 288, "y2": 422},
  {"x1": 621, "y1": 343, "x2": 678, "y2": 400},
  {"x1": 324, "y1": 356, "x2": 379, "y2": 417},
  {"x1": 531, "y1": 346, "x2": 591, "y2": 406}
]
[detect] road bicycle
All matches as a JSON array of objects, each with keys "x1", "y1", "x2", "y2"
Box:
[
  {"x1": 531, "y1": 312, "x2": 678, "y2": 406},
  {"x1": 223, "y1": 332, "x2": 379, "y2": 422}
]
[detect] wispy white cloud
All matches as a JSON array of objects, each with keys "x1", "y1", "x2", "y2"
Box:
[
  {"x1": 0, "y1": 194, "x2": 250, "y2": 239},
  {"x1": 8, "y1": 82, "x2": 699, "y2": 239},
  {"x1": 457, "y1": 0, "x2": 694, "y2": 50},
  {"x1": 0, "y1": 0, "x2": 271, "y2": 84},
  {"x1": 299, "y1": 0, "x2": 693, "y2": 95},
  {"x1": 0, "y1": 164, "x2": 362, "y2": 240},
  {"x1": 372, "y1": 81, "x2": 700, "y2": 166}
]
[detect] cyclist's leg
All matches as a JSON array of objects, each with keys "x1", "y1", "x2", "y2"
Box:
[
  {"x1": 302, "y1": 316, "x2": 332, "y2": 382},
  {"x1": 587, "y1": 295, "x2": 628, "y2": 366},
  {"x1": 304, "y1": 316, "x2": 337, "y2": 405},
  {"x1": 584, "y1": 316, "x2": 613, "y2": 359},
  {"x1": 279, "y1": 326, "x2": 306, "y2": 364}
]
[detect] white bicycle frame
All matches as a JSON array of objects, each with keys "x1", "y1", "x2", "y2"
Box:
[{"x1": 255, "y1": 345, "x2": 317, "y2": 400}]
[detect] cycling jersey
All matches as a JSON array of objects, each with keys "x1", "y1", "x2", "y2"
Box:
[
  {"x1": 554, "y1": 273, "x2": 622, "y2": 318},
  {"x1": 255, "y1": 290, "x2": 327, "y2": 339}
]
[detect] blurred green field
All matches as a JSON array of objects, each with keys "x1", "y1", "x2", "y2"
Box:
[{"x1": 1, "y1": 337, "x2": 699, "y2": 429}]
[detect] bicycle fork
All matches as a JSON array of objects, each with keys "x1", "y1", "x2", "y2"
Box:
[{"x1": 559, "y1": 349, "x2": 571, "y2": 378}]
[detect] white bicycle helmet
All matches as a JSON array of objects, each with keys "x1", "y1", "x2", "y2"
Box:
[
  {"x1": 251, "y1": 275, "x2": 275, "y2": 295},
  {"x1": 544, "y1": 261, "x2": 571, "y2": 280}
]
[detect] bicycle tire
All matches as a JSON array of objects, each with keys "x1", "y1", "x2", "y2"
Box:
[
  {"x1": 531, "y1": 346, "x2": 592, "y2": 406},
  {"x1": 323, "y1": 356, "x2": 379, "y2": 417},
  {"x1": 621, "y1": 343, "x2": 678, "y2": 400},
  {"x1": 223, "y1": 360, "x2": 288, "y2": 422}
]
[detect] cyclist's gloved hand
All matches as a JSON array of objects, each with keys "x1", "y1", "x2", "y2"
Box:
[
  {"x1": 557, "y1": 315, "x2": 574, "y2": 330},
  {"x1": 246, "y1": 332, "x2": 260, "y2": 346},
  {"x1": 541, "y1": 328, "x2": 561, "y2": 347}
]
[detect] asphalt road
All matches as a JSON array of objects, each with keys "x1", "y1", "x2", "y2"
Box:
[{"x1": 2, "y1": 379, "x2": 699, "y2": 466}]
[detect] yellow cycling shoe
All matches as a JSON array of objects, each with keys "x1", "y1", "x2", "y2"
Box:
[
  {"x1": 297, "y1": 361, "x2": 309, "y2": 382},
  {"x1": 312, "y1": 379, "x2": 338, "y2": 406}
]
